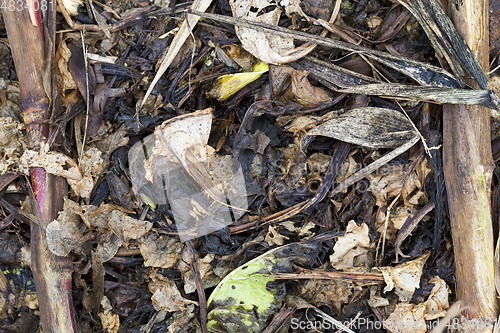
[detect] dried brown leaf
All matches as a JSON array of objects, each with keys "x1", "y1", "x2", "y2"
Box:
[
  {"x1": 376, "y1": 252, "x2": 430, "y2": 302},
  {"x1": 149, "y1": 272, "x2": 198, "y2": 312},
  {"x1": 330, "y1": 220, "x2": 372, "y2": 270}
]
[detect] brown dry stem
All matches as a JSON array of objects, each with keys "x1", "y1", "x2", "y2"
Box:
[{"x1": 443, "y1": 0, "x2": 498, "y2": 327}]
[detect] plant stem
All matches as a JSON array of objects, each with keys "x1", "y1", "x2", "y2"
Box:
[
  {"x1": 2, "y1": 5, "x2": 77, "y2": 333},
  {"x1": 443, "y1": 0, "x2": 499, "y2": 328}
]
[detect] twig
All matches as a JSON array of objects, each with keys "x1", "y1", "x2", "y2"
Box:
[{"x1": 187, "y1": 241, "x2": 208, "y2": 333}]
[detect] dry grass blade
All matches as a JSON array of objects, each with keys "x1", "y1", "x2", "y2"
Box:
[
  {"x1": 191, "y1": 10, "x2": 461, "y2": 87},
  {"x1": 294, "y1": 57, "x2": 496, "y2": 109},
  {"x1": 339, "y1": 84, "x2": 495, "y2": 109},
  {"x1": 396, "y1": 0, "x2": 489, "y2": 89}
]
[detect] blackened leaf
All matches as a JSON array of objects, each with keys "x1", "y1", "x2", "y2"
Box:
[{"x1": 302, "y1": 107, "x2": 418, "y2": 149}]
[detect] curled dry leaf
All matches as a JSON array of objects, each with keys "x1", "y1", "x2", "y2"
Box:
[
  {"x1": 376, "y1": 252, "x2": 430, "y2": 302},
  {"x1": 47, "y1": 198, "x2": 152, "y2": 258},
  {"x1": 106, "y1": 210, "x2": 153, "y2": 246},
  {"x1": 230, "y1": 0, "x2": 317, "y2": 64},
  {"x1": 424, "y1": 276, "x2": 450, "y2": 320},
  {"x1": 146, "y1": 108, "x2": 213, "y2": 182},
  {"x1": 384, "y1": 276, "x2": 450, "y2": 333},
  {"x1": 329, "y1": 220, "x2": 372, "y2": 270},
  {"x1": 368, "y1": 158, "x2": 431, "y2": 208},
  {"x1": 19, "y1": 148, "x2": 104, "y2": 198},
  {"x1": 149, "y1": 272, "x2": 199, "y2": 312}
]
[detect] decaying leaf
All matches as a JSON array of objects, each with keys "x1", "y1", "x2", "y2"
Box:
[
  {"x1": 95, "y1": 126, "x2": 129, "y2": 155},
  {"x1": 368, "y1": 158, "x2": 431, "y2": 208},
  {"x1": 0, "y1": 117, "x2": 26, "y2": 173},
  {"x1": 330, "y1": 220, "x2": 372, "y2": 270},
  {"x1": 291, "y1": 69, "x2": 332, "y2": 107},
  {"x1": 79, "y1": 147, "x2": 106, "y2": 179},
  {"x1": 280, "y1": 220, "x2": 316, "y2": 237},
  {"x1": 265, "y1": 225, "x2": 289, "y2": 246},
  {"x1": 229, "y1": 0, "x2": 302, "y2": 64},
  {"x1": 19, "y1": 148, "x2": 103, "y2": 198},
  {"x1": 139, "y1": 234, "x2": 183, "y2": 268},
  {"x1": 207, "y1": 62, "x2": 269, "y2": 101},
  {"x1": 166, "y1": 304, "x2": 198, "y2": 333},
  {"x1": 47, "y1": 198, "x2": 151, "y2": 258},
  {"x1": 106, "y1": 210, "x2": 153, "y2": 245},
  {"x1": 302, "y1": 107, "x2": 417, "y2": 150},
  {"x1": 56, "y1": 39, "x2": 77, "y2": 93},
  {"x1": 396, "y1": 0, "x2": 489, "y2": 90},
  {"x1": 224, "y1": 44, "x2": 254, "y2": 71},
  {"x1": 207, "y1": 242, "x2": 321, "y2": 333},
  {"x1": 377, "y1": 252, "x2": 430, "y2": 302},
  {"x1": 149, "y1": 272, "x2": 198, "y2": 312},
  {"x1": 424, "y1": 276, "x2": 450, "y2": 319},
  {"x1": 384, "y1": 276, "x2": 450, "y2": 333},
  {"x1": 228, "y1": 0, "x2": 339, "y2": 65},
  {"x1": 178, "y1": 251, "x2": 218, "y2": 294},
  {"x1": 46, "y1": 212, "x2": 84, "y2": 256},
  {"x1": 384, "y1": 303, "x2": 428, "y2": 333},
  {"x1": 298, "y1": 279, "x2": 353, "y2": 311},
  {"x1": 98, "y1": 296, "x2": 120, "y2": 333},
  {"x1": 279, "y1": 109, "x2": 339, "y2": 135}
]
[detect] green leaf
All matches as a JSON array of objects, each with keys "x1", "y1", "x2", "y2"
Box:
[{"x1": 207, "y1": 242, "x2": 320, "y2": 332}]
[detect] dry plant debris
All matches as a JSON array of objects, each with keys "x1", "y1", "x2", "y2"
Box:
[{"x1": 1, "y1": 0, "x2": 500, "y2": 331}]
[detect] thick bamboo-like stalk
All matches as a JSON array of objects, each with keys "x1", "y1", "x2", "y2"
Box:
[
  {"x1": 443, "y1": 0, "x2": 498, "y2": 328},
  {"x1": 2, "y1": 5, "x2": 77, "y2": 333}
]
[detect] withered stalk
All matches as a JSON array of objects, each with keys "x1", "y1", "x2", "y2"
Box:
[
  {"x1": 443, "y1": 0, "x2": 498, "y2": 328},
  {"x1": 2, "y1": 5, "x2": 76, "y2": 333}
]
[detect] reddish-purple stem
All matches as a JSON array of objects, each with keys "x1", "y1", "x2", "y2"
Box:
[{"x1": 31, "y1": 167, "x2": 46, "y2": 217}]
